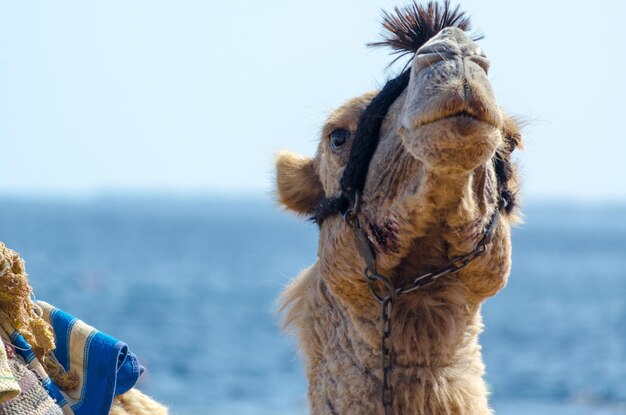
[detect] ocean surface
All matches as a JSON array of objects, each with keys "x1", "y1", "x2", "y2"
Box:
[{"x1": 0, "y1": 196, "x2": 624, "y2": 415}]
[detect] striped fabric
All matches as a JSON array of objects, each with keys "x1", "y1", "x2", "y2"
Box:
[{"x1": 0, "y1": 302, "x2": 144, "y2": 415}]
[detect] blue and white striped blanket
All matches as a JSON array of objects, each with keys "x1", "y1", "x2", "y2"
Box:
[{"x1": 1, "y1": 302, "x2": 143, "y2": 415}]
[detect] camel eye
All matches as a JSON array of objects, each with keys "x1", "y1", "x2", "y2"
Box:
[{"x1": 330, "y1": 129, "x2": 350, "y2": 150}]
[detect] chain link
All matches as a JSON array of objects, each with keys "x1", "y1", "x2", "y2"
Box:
[
  {"x1": 347, "y1": 204, "x2": 501, "y2": 415},
  {"x1": 381, "y1": 297, "x2": 394, "y2": 415}
]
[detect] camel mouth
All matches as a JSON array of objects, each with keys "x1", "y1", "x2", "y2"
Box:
[
  {"x1": 442, "y1": 110, "x2": 496, "y2": 126},
  {"x1": 417, "y1": 109, "x2": 500, "y2": 129}
]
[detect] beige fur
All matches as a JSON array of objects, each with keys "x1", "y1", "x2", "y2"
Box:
[
  {"x1": 276, "y1": 151, "x2": 325, "y2": 215},
  {"x1": 276, "y1": 27, "x2": 521, "y2": 414},
  {"x1": 110, "y1": 389, "x2": 169, "y2": 415}
]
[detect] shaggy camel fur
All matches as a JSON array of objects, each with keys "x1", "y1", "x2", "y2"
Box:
[
  {"x1": 0, "y1": 242, "x2": 167, "y2": 415},
  {"x1": 276, "y1": 2, "x2": 522, "y2": 414}
]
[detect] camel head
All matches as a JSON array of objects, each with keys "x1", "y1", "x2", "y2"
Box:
[{"x1": 276, "y1": 0, "x2": 521, "y2": 324}]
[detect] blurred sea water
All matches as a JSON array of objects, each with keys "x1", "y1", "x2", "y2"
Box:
[{"x1": 0, "y1": 196, "x2": 624, "y2": 415}]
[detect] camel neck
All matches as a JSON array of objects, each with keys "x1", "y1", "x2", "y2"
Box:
[{"x1": 305, "y1": 276, "x2": 490, "y2": 414}]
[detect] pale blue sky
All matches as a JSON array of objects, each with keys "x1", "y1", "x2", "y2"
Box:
[{"x1": 0, "y1": 0, "x2": 624, "y2": 200}]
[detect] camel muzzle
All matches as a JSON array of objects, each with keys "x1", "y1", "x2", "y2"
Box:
[{"x1": 402, "y1": 27, "x2": 503, "y2": 130}]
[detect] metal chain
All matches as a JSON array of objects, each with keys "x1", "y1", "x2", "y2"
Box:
[
  {"x1": 381, "y1": 297, "x2": 394, "y2": 414},
  {"x1": 345, "y1": 199, "x2": 501, "y2": 415}
]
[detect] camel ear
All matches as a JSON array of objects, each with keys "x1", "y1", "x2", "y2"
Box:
[{"x1": 275, "y1": 151, "x2": 324, "y2": 215}]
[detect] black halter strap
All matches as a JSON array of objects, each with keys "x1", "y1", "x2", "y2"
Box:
[{"x1": 313, "y1": 70, "x2": 411, "y2": 225}]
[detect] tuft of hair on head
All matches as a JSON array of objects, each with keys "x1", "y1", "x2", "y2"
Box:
[{"x1": 369, "y1": 0, "x2": 480, "y2": 60}]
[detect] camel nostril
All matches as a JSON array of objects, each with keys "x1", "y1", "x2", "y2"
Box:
[
  {"x1": 413, "y1": 52, "x2": 450, "y2": 70},
  {"x1": 416, "y1": 42, "x2": 460, "y2": 59},
  {"x1": 468, "y1": 55, "x2": 490, "y2": 74},
  {"x1": 474, "y1": 47, "x2": 487, "y2": 58}
]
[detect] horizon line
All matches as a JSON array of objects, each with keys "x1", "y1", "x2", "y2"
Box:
[{"x1": 0, "y1": 190, "x2": 625, "y2": 206}]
